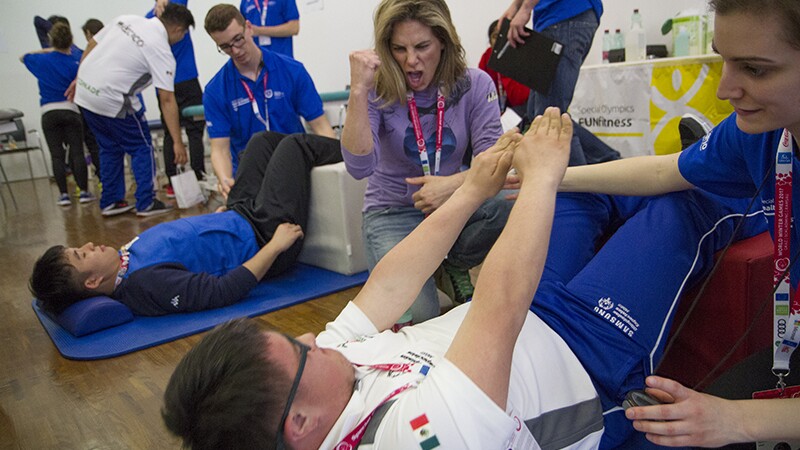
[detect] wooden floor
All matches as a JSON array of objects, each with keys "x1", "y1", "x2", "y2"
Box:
[{"x1": 0, "y1": 177, "x2": 358, "y2": 449}]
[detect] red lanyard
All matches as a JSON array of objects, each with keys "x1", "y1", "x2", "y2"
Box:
[
  {"x1": 407, "y1": 90, "x2": 445, "y2": 176},
  {"x1": 240, "y1": 72, "x2": 269, "y2": 130},
  {"x1": 773, "y1": 129, "x2": 800, "y2": 378},
  {"x1": 335, "y1": 362, "x2": 423, "y2": 447},
  {"x1": 252, "y1": 0, "x2": 268, "y2": 25}
]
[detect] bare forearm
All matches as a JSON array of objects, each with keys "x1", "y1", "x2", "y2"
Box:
[
  {"x1": 341, "y1": 88, "x2": 373, "y2": 155},
  {"x1": 242, "y1": 242, "x2": 283, "y2": 281},
  {"x1": 737, "y1": 398, "x2": 800, "y2": 443},
  {"x1": 560, "y1": 153, "x2": 693, "y2": 195},
  {"x1": 210, "y1": 139, "x2": 233, "y2": 182},
  {"x1": 355, "y1": 188, "x2": 484, "y2": 330},
  {"x1": 308, "y1": 115, "x2": 336, "y2": 139},
  {"x1": 253, "y1": 20, "x2": 299, "y2": 37},
  {"x1": 158, "y1": 91, "x2": 183, "y2": 147}
]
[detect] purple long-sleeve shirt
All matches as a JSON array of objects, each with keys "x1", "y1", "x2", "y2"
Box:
[{"x1": 342, "y1": 68, "x2": 502, "y2": 211}]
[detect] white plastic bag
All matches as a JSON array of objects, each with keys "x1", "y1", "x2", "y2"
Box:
[{"x1": 170, "y1": 167, "x2": 205, "y2": 209}]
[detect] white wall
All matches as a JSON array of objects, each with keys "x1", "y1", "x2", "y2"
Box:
[{"x1": 0, "y1": 0, "x2": 708, "y2": 180}]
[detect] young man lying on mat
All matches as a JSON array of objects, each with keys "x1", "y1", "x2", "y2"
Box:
[
  {"x1": 161, "y1": 108, "x2": 766, "y2": 449},
  {"x1": 30, "y1": 131, "x2": 342, "y2": 316}
]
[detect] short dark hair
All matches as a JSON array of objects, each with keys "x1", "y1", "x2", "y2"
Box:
[
  {"x1": 162, "y1": 320, "x2": 292, "y2": 450},
  {"x1": 49, "y1": 22, "x2": 73, "y2": 51},
  {"x1": 204, "y1": 4, "x2": 245, "y2": 34},
  {"x1": 48, "y1": 15, "x2": 70, "y2": 27},
  {"x1": 81, "y1": 18, "x2": 104, "y2": 37},
  {"x1": 488, "y1": 19, "x2": 499, "y2": 41},
  {"x1": 29, "y1": 245, "x2": 93, "y2": 315},
  {"x1": 160, "y1": 3, "x2": 195, "y2": 30}
]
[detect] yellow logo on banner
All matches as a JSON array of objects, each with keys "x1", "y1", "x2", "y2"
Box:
[{"x1": 649, "y1": 60, "x2": 733, "y2": 155}]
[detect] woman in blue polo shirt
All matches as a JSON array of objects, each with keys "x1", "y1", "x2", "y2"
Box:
[
  {"x1": 22, "y1": 23, "x2": 95, "y2": 206},
  {"x1": 559, "y1": 0, "x2": 800, "y2": 446}
]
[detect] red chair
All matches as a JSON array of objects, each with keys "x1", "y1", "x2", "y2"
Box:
[{"x1": 658, "y1": 231, "x2": 774, "y2": 390}]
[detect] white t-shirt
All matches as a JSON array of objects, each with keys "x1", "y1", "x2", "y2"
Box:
[
  {"x1": 75, "y1": 15, "x2": 176, "y2": 118},
  {"x1": 316, "y1": 302, "x2": 603, "y2": 449}
]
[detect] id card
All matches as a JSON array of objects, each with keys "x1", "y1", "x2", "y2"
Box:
[
  {"x1": 504, "y1": 409, "x2": 537, "y2": 450},
  {"x1": 259, "y1": 35, "x2": 272, "y2": 46},
  {"x1": 753, "y1": 386, "x2": 800, "y2": 450}
]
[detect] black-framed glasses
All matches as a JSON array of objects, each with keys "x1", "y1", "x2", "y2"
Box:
[
  {"x1": 216, "y1": 30, "x2": 246, "y2": 54},
  {"x1": 275, "y1": 334, "x2": 310, "y2": 449}
]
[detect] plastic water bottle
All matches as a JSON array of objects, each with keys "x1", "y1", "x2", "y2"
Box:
[
  {"x1": 613, "y1": 28, "x2": 624, "y2": 52},
  {"x1": 602, "y1": 29, "x2": 611, "y2": 64},
  {"x1": 625, "y1": 9, "x2": 646, "y2": 62},
  {"x1": 674, "y1": 26, "x2": 690, "y2": 57}
]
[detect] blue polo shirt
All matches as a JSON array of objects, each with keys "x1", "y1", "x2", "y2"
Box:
[
  {"x1": 240, "y1": 0, "x2": 299, "y2": 58},
  {"x1": 532, "y1": 0, "x2": 603, "y2": 32},
  {"x1": 203, "y1": 47, "x2": 324, "y2": 172},
  {"x1": 23, "y1": 51, "x2": 81, "y2": 106},
  {"x1": 145, "y1": 0, "x2": 199, "y2": 83}
]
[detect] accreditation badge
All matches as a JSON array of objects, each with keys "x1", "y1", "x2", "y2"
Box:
[{"x1": 752, "y1": 386, "x2": 800, "y2": 450}]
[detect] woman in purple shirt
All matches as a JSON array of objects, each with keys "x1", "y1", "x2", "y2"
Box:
[{"x1": 341, "y1": 0, "x2": 509, "y2": 327}]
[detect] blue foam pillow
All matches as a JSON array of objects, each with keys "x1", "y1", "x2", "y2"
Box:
[{"x1": 48, "y1": 296, "x2": 134, "y2": 337}]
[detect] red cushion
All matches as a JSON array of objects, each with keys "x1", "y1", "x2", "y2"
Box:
[{"x1": 657, "y1": 232, "x2": 774, "y2": 390}]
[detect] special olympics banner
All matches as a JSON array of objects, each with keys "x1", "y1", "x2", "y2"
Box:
[
  {"x1": 570, "y1": 64, "x2": 651, "y2": 157},
  {"x1": 570, "y1": 56, "x2": 733, "y2": 158}
]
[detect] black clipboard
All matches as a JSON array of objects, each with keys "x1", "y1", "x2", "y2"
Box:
[{"x1": 487, "y1": 19, "x2": 563, "y2": 95}]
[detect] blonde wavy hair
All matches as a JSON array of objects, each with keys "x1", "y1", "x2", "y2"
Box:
[{"x1": 373, "y1": 0, "x2": 467, "y2": 106}]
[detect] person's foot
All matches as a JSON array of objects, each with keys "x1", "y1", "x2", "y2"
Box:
[
  {"x1": 57, "y1": 193, "x2": 71, "y2": 206},
  {"x1": 435, "y1": 261, "x2": 474, "y2": 304},
  {"x1": 101, "y1": 200, "x2": 135, "y2": 216},
  {"x1": 136, "y1": 199, "x2": 173, "y2": 217},
  {"x1": 78, "y1": 191, "x2": 97, "y2": 204},
  {"x1": 679, "y1": 113, "x2": 713, "y2": 150},
  {"x1": 165, "y1": 185, "x2": 175, "y2": 199}
]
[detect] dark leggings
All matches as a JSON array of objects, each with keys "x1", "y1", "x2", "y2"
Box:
[
  {"x1": 41, "y1": 109, "x2": 88, "y2": 193},
  {"x1": 227, "y1": 131, "x2": 343, "y2": 277}
]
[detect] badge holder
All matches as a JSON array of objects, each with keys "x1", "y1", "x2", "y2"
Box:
[{"x1": 752, "y1": 372, "x2": 800, "y2": 449}]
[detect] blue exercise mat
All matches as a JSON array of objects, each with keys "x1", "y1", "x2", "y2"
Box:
[{"x1": 33, "y1": 264, "x2": 368, "y2": 360}]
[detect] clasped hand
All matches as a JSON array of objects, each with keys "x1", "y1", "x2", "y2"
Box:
[{"x1": 464, "y1": 107, "x2": 573, "y2": 200}]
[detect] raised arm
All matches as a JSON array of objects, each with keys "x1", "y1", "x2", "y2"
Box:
[
  {"x1": 627, "y1": 375, "x2": 800, "y2": 447},
  {"x1": 353, "y1": 130, "x2": 518, "y2": 331},
  {"x1": 560, "y1": 153, "x2": 694, "y2": 196},
  {"x1": 445, "y1": 107, "x2": 571, "y2": 408},
  {"x1": 341, "y1": 49, "x2": 380, "y2": 156}
]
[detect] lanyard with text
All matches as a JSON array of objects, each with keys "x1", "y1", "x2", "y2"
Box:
[
  {"x1": 335, "y1": 362, "x2": 423, "y2": 448},
  {"x1": 407, "y1": 90, "x2": 445, "y2": 176},
  {"x1": 252, "y1": 0, "x2": 268, "y2": 26},
  {"x1": 240, "y1": 73, "x2": 270, "y2": 131},
  {"x1": 772, "y1": 129, "x2": 800, "y2": 384}
]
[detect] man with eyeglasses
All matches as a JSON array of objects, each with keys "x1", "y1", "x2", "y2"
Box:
[
  {"x1": 67, "y1": 4, "x2": 194, "y2": 217},
  {"x1": 162, "y1": 109, "x2": 770, "y2": 449},
  {"x1": 203, "y1": 4, "x2": 336, "y2": 199}
]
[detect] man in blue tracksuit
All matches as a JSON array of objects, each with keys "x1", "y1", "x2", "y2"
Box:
[{"x1": 30, "y1": 131, "x2": 343, "y2": 316}]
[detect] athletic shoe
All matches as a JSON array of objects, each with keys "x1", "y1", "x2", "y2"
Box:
[
  {"x1": 78, "y1": 191, "x2": 97, "y2": 204},
  {"x1": 101, "y1": 200, "x2": 135, "y2": 216},
  {"x1": 435, "y1": 261, "x2": 474, "y2": 304},
  {"x1": 165, "y1": 185, "x2": 175, "y2": 199},
  {"x1": 136, "y1": 199, "x2": 173, "y2": 217},
  {"x1": 678, "y1": 113, "x2": 713, "y2": 151},
  {"x1": 57, "y1": 193, "x2": 71, "y2": 206}
]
